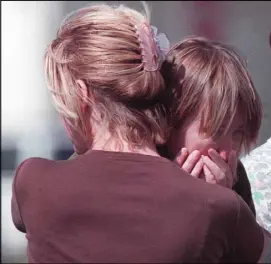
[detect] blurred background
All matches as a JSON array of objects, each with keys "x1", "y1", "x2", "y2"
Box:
[{"x1": 2, "y1": 1, "x2": 271, "y2": 262}]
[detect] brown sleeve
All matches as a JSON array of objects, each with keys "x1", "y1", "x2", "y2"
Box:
[
  {"x1": 11, "y1": 160, "x2": 29, "y2": 233},
  {"x1": 232, "y1": 160, "x2": 256, "y2": 216},
  {"x1": 232, "y1": 193, "x2": 264, "y2": 263}
]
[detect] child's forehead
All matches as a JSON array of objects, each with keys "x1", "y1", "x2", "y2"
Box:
[{"x1": 197, "y1": 106, "x2": 245, "y2": 129}]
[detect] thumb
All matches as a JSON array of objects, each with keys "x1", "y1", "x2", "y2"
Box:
[{"x1": 174, "y1": 148, "x2": 188, "y2": 167}]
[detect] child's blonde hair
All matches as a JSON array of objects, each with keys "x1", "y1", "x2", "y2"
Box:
[
  {"x1": 44, "y1": 3, "x2": 168, "y2": 150},
  {"x1": 161, "y1": 36, "x2": 263, "y2": 153}
]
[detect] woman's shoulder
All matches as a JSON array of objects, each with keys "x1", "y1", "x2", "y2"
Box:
[
  {"x1": 12, "y1": 156, "x2": 72, "y2": 194},
  {"x1": 17, "y1": 156, "x2": 54, "y2": 168},
  {"x1": 14, "y1": 157, "x2": 56, "y2": 179}
]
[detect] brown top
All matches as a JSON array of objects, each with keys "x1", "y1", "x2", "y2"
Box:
[{"x1": 12, "y1": 150, "x2": 264, "y2": 263}]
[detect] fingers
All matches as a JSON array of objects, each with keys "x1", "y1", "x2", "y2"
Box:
[
  {"x1": 208, "y1": 149, "x2": 227, "y2": 171},
  {"x1": 207, "y1": 149, "x2": 233, "y2": 187},
  {"x1": 175, "y1": 149, "x2": 201, "y2": 174},
  {"x1": 175, "y1": 149, "x2": 203, "y2": 178},
  {"x1": 175, "y1": 148, "x2": 236, "y2": 188},
  {"x1": 175, "y1": 148, "x2": 189, "y2": 166},
  {"x1": 203, "y1": 164, "x2": 216, "y2": 184},
  {"x1": 191, "y1": 158, "x2": 204, "y2": 178},
  {"x1": 202, "y1": 155, "x2": 228, "y2": 186},
  {"x1": 201, "y1": 155, "x2": 222, "y2": 179},
  {"x1": 181, "y1": 150, "x2": 201, "y2": 174},
  {"x1": 219, "y1": 151, "x2": 228, "y2": 162}
]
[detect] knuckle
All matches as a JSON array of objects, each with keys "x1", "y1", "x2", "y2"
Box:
[
  {"x1": 176, "y1": 157, "x2": 182, "y2": 165},
  {"x1": 221, "y1": 168, "x2": 227, "y2": 176},
  {"x1": 182, "y1": 166, "x2": 189, "y2": 173},
  {"x1": 220, "y1": 172, "x2": 226, "y2": 179}
]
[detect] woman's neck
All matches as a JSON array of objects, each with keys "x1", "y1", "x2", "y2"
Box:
[{"x1": 90, "y1": 129, "x2": 160, "y2": 157}]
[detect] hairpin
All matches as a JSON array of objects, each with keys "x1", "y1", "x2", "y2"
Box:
[{"x1": 135, "y1": 21, "x2": 170, "y2": 72}]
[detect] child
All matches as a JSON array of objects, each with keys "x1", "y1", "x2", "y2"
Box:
[{"x1": 160, "y1": 36, "x2": 263, "y2": 215}]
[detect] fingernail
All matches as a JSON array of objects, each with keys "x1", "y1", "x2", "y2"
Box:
[
  {"x1": 220, "y1": 151, "x2": 227, "y2": 161},
  {"x1": 182, "y1": 148, "x2": 188, "y2": 154},
  {"x1": 193, "y1": 150, "x2": 200, "y2": 157},
  {"x1": 208, "y1": 148, "x2": 215, "y2": 154}
]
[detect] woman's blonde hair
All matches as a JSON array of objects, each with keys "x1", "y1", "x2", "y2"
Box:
[
  {"x1": 44, "y1": 3, "x2": 168, "y2": 150},
  {"x1": 161, "y1": 36, "x2": 263, "y2": 153}
]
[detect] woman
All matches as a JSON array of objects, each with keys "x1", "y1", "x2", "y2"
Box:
[{"x1": 11, "y1": 3, "x2": 268, "y2": 263}]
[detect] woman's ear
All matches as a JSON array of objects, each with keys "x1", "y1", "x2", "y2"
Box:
[{"x1": 76, "y1": 80, "x2": 90, "y2": 112}]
